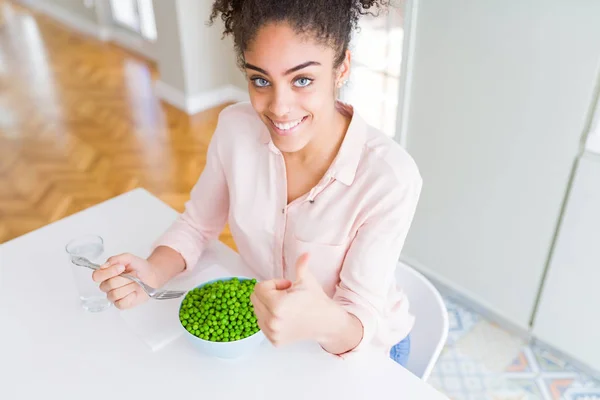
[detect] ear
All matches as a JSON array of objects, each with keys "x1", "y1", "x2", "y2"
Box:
[{"x1": 336, "y1": 49, "x2": 352, "y2": 88}]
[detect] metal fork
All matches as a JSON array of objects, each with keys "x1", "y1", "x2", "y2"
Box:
[{"x1": 70, "y1": 255, "x2": 186, "y2": 300}]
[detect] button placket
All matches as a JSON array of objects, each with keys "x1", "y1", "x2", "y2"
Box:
[
  {"x1": 306, "y1": 174, "x2": 335, "y2": 204},
  {"x1": 277, "y1": 152, "x2": 289, "y2": 279}
]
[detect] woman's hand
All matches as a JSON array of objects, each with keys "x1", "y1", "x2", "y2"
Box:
[
  {"x1": 92, "y1": 253, "x2": 159, "y2": 310},
  {"x1": 92, "y1": 246, "x2": 186, "y2": 310},
  {"x1": 250, "y1": 253, "x2": 337, "y2": 346}
]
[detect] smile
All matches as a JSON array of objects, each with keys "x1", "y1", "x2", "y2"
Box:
[{"x1": 268, "y1": 116, "x2": 308, "y2": 136}]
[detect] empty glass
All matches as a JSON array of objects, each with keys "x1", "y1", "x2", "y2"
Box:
[{"x1": 65, "y1": 234, "x2": 111, "y2": 312}]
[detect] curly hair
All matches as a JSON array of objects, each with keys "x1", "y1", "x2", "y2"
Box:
[{"x1": 209, "y1": 0, "x2": 390, "y2": 70}]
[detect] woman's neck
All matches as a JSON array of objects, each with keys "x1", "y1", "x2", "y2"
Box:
[{"x1": 285, "y1": 104, "x2": 351, "y2": 167}]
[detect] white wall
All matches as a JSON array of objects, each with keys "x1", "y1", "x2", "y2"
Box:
[
  {"x1": 174, "y1": 0, "x2": 244, "y2": 95},
  {"x1": 152, "y1": 0, "x2": 187, "y2": 92},
  {"x1": 401, "y1": 0, "x2": 600, "y2": 329},
  {"x1": 152, "y1": 0, "x2": 247, "y2": 112}
]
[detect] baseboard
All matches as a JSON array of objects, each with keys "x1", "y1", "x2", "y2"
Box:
[
  {"x1": 29, "y1": 1, "x2": 110, "y2": 41},
  {"x1": 155, "y1": 81, "x2": 249, "y2": 115},
  {"x1": 188, "y1": 84, "x2": 249, "y2": 114},
  {"x1": 399, "y1": 255, "x2": 533, "y2": 341}
]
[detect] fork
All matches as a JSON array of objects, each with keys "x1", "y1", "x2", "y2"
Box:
[{"x1": 70, "y1": 255, "x2": 187, "y2": 300}]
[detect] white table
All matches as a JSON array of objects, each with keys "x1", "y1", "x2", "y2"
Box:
[{"x1": 0, "y1": 189, "x2": 448, "y2": 399}]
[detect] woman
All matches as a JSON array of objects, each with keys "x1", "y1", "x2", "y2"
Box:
[{"x1": 92, "y1": 0, "x2": 422, "y2": 366}]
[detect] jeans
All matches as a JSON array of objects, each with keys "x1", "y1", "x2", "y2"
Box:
[{"x1": 389, "y1": 334, "x2": 411, "y2": 367}]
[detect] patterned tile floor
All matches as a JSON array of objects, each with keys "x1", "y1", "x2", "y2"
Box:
[{"x1": 429, "y1": 296, "x2": 600, "y2": 400}]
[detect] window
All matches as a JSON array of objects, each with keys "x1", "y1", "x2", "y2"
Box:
[
  {"x1": 342, "y1": 3, "x2": 405, "y2": 138},
  {"x1": 109, "y1": 0, "x2": 157, "y2": 41}
]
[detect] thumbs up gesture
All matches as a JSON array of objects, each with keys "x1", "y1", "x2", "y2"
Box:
[{"x1": 250, "y1": 253, "x2": 334, "y2": 347}]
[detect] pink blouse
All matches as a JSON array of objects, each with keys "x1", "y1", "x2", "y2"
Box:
[{"x1": 153, "y1": 101, "x2": 423, "y2": 355}]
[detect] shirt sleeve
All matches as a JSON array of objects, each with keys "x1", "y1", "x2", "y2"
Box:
[
  {"x1": 151, "y1": 115, "x2": 230, "y2": 271},
  {"x1": 332, "y1": 172, "x2": 423, "y2": 354}
]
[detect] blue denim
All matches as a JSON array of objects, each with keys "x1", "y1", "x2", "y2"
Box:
[{"x1": 389, "y1": 334, "x2": 411, "y2": 367}]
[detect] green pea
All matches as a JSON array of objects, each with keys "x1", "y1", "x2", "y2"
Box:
[{"x1": 179, "y1": 278, "x2": 262, "y2": 342}]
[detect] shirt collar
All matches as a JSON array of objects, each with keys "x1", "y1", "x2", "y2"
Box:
[
  {"x1": 328, "y1": 101, "x2": 366, "y2": 186},
  {"x1": 259, "y1": 100, "x2": 367, "y2": 186}
]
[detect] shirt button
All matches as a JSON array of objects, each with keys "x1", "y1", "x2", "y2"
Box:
[{"x1": 281, "y1": 208, "x2": 285, "y2": 214}]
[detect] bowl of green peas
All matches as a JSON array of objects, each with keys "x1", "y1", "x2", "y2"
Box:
[{"x1": 178, "y1": 276, "x2": 265, "y2": 359}]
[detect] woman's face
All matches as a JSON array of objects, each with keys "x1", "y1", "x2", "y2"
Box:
[{"x1": 243, "y1": 22, "x2": 350, "y2": 153}]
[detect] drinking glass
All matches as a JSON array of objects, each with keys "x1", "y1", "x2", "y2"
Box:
[{"x1": 65, "y1": 234, "x2": 111, "y2": 312}]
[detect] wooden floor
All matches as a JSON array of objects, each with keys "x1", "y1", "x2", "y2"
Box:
[{"x1": 0, "y1": 0, "x2": 236, "y2": 249}]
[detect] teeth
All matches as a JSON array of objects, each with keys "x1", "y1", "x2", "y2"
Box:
[{"x1": 273, "y1": 118, "x2": 303, "y2": 130}]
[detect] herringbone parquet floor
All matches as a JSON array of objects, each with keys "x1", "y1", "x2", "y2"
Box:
[{"x1": 0, "y1": 0, "x2": 236, "y2": 249}]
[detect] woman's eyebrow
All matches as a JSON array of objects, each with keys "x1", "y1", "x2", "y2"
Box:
[
  {"x1": 284, "y1": 61, "x2": 321, "y2": 75},
  {"x1": 244, "y1": 61, "x2": 321, "y2": 76}
]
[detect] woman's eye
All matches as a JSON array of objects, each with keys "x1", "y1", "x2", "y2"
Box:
[
  {"x1": 294, "y1": 77, "x2": 313, "y2": 87},
  {"x1": 252, "y1": 78, "x2": 270, "y2": 87}
]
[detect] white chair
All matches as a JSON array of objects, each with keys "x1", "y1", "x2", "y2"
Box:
[{"x1": 395, "y1": 261, "x2": 449, "y2": 381}]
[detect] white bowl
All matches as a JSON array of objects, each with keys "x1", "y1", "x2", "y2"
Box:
[{"x1": 178, "y1": 277, "x2": 265, "y2": 359}]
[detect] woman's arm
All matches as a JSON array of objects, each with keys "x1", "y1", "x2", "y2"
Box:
[
  {"x1": 316, "y1": 301, "x2": 364, "y2": 354},
  {"x1": 145, "y1": 245, "x2": 186, "y2": 287},
  {"x1": 326, "y1": 175, "x2": 423, "y2": 355}
]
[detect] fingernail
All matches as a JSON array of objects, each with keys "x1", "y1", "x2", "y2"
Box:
[
  {"x1": 117, "y1": 265, "x2": 125, "y2": 273},
  {"x1": 100, "y1": 262, "x2": 110, "y2": 269}
]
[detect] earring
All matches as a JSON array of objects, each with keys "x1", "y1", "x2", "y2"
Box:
[{"x1": 338, "y1": 79, "x2": 348, "y2": 88}]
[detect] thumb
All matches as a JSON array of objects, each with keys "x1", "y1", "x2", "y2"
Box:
[
  {"x1": 257, "y1": 278, "x2": 293, "y2": 292},
  {"x1": 92, "y1": 253, "x2": 134, "y2": 283},
  {"x1": 273, "y1": 279, "x2": 293, "y2": 291},
  {"x1": 294, "y1": 253, "x2": 314, "y2": 284},
  {"x1": 102, "y1": 253, "x2": 137, "y2": 270}
]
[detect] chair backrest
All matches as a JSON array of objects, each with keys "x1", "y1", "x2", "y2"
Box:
[{"x1": 395, "y1": 262, "x2": 449, "y2": 380}]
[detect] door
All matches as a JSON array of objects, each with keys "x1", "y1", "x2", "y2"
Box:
[{"x1": 531, "y1": 153, "x2": 600, "y2": 371}]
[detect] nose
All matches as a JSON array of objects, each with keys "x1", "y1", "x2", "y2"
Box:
[{"x1": 268, "y1": 86, "x2": 292, "y2": 118}]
